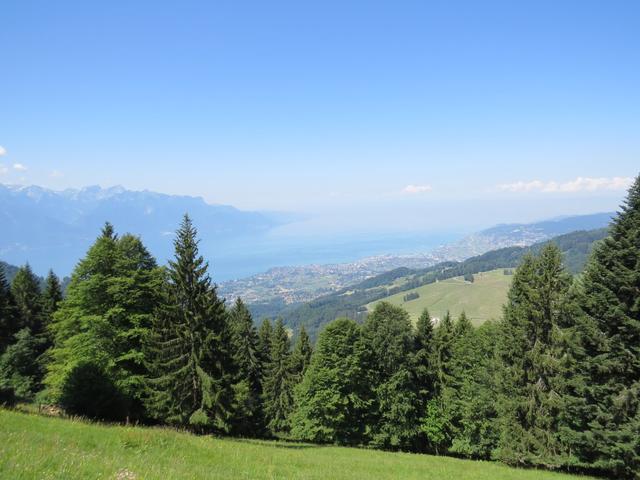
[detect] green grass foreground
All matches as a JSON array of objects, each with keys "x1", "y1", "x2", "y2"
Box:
[{"x1": 0, "y1": 409, "x2": 598, "y2": 480}]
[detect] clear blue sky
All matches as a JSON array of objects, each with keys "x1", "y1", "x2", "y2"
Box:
[{"x1": 1, "y1": 0, "x2": 639, "y2": 232}]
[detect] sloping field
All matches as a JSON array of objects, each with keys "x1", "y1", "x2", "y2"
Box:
[
  {"x1": 0, "y1": 409, "x2": 595, "y2": 480},
  {"x1": 367, "y1": 269, "x2": 511, "y2": 325}
]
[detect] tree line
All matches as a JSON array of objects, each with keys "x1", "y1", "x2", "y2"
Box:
[{"x1": 0, "y1": 175, "x2": 638, "y2": 478}]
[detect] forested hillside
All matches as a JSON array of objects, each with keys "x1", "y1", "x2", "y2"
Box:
[
  {"x1": 276, "y1": 227, "x2": 608, "y2": 339},
  {"x1": 0, "y1": 177, "x2": 637, "y2": 479}
]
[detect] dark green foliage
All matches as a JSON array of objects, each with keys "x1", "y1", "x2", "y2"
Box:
[
  {"x1": 447, "y1": 318, "x2": 499, "y2": 458},
  {"x1": 290, "y1": 326, "x2": 313, "y2": 382},
  {"x1": 291, "y1": 318, "x2": 370, "y2": 444},
  {"x1": 257, "y1": 319, "x2": 273, "y2": 366},
  {"x1": 0, "y1": 328, "x2": 46, "y2": 399},
  {"x1": 262, "y1": 318, "x2": 294, "y2": 435},
  {"x1": 59, "y1": 362, "x2": 127, "y2": 421},
  {"x1": 46, "y1": 223, "x2": 163, "y2": 420},
  {"x1": 403, "y1": 291, "x2": 420, "y2": 302},
  {"x1": 494, "y1": 245, "x2": 572, "y2": 467},
  {"x1": 0, "y1": 265, "x2": 18, "y2": 352},
  {"x1": 145, "y1": 215, "x2": 233, "y2": 431},
  {"x1": 228, "y1": 298, "x2": 264, "y2": 436},
  {"x1": 362, "y1": 302, "x2": 420, "y2": 450},
  {"x1": 464, "y1": 273, "x2": 474, "y2": 283},
  {"x1": 561, "y1": 175, "x2": 640, "y2": 478},
  {"x1": 11, "y1": 264, "x2": 43, "y2": 335}
]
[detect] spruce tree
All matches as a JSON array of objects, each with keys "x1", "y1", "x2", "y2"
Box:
[
  {"x1": 362, "y1": 302, "x2": 420, "y2": 450},
  {"x1": 290, "y1": 326, "x2": 313, "y2": 382},
  {"x1": 146, "y1": 215, "x2": 232, "y2": 431},
  {"x1": 11, "y1": 264, "x2": 43, "y2": 335},
  {"x1": 0, "y1": 266, "x2": 18, "y2": 353},
  {"x1": 257, "y1": 318, "x2": 273, "y2": 366},
  {"x1": 494, "y1": 245, "x2": 572, "y2": 467},
  {"x1": 414, "y1": 308, "x2": 436, "y2": 452},
  {"x1": 564, "y1": 175, "x2": 640, "y2": 477},
  {"x1": 40, "y1": 270, "x2": 63, "y2": 348},
  {"x1": 291, "y1": 318, "x2": 370, "y2": 444},
  {"x1": 228, "y1": 298, "x2": 264, "y2": 436},
  {"x1": 262, "y1": 318, "x2": 294, "y2": 435}
]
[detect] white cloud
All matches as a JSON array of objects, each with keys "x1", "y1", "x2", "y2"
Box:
[
  {"x1": 13, "y1": 163, "x2": 27, "y2": 171},
  {"x1": 498, "y1": 176, "x2": 633, "y2": 194},
  {"x1": 0, "y1": 146, "x2": 6, "y2": 156},
  {"x1": 402, "y1": 184, "x2": 432, "y2": 194},
  {"x1": 0, "y1": 164, "x2": 8, "y2": 175},
  {"x1": 50, "y1": 170, "x2": 64, "y2": 178}
]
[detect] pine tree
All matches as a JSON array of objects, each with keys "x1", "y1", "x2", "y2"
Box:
[
  {"x1": 146, "y1": 215, "x2": 233, "y2": 431},
  {"x1": 291, "y1": 318, "x2": 370, "y2": 444},
  {"x1": 563, "y1": 175, "x2": 640, "y2": 477},
  {"x1": 362, "y1": 302, "x2": 420, "y2": 450},
  {"x1": 262, "y1": 318, "x2": 294, "y2": 435},
  {"x1": 494, "y1": 245, "x2": 572, "y2": 467},
  {"x1": 228, "y1": 298, "x2": 264, "y2": 436},
  {"x1": 290, "y1": 326, "x2": 313, "y2": 382},
  {"x1": 0, "y1": 266, "x2": 18, "y2": 353},
  {"x1": 11, "y1": 264, "x2": 43, "y2": 335}
]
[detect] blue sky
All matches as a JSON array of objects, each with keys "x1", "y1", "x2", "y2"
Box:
[{"x1": 1, "y1": 0, "x2": 639, "y2": 232}]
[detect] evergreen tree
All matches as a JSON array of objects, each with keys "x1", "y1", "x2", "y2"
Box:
[
  {"x1": 494, "y1": 245, "x2": 572, "y2": 467},
  {"x1": 290, "y1": 326, "x2": 313, "y2": 382},
  {"x1": 46, "y1": 224, "x2": 162, "y2": 420},
  {"x1": 257, "y1": 318, "x2": 273, "y2": 367},
  {"x1": 447, "y1": 316, "x2": 499, "y2": 459},
  {"x1": 563, "y1": 175, "x2": 640, "y2": 477},
  {"x1": 262, "y1": 318, "x2": 294, "y2": 435},
  {"x1": 291, "y1": 318, "x2": 370, "y2": 444},
  {"x1": 414, "y1": 308, "x2": 435, "y2": 402},
  {"x1": 422, "y1": 311, "x2": 458, "y2": 454},
  {"x1": 40, "y1": 270, "x2": 63, "y2": 348},
  {"x1": 146, "y1": 215, "x2": 232, "y2": 431},
  {"x1": 0, "y1": 266, "x2": 18, "y2": 353},
  {"x1": 228, "y1": 298, "x2": 264, "y2": 436},
  {"x1": 0, "y1": 327, "x2": 46, "y2": 399},
  {"x1": 362, "y1": 302, "x2": 420, "y2": 450},
  {"x1": 11, "y1": 264, "x2": 43, "y2": 334}
]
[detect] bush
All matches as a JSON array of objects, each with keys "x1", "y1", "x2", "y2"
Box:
[
  {"x1": 59, "y1": 362, "x2": 128, "y2": 421},
  {"x1": 0, "y1": 385, "x2": 16, "y2": 407}
]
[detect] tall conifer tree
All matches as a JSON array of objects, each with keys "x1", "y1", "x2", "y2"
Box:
[
  {"x1": 228, "y1": 298, "x2": 264, "y2": 435},
  {"x1": 494, "y1": 245, "x2": 572, "y2": 466},
  {"x1": 11, "y1": 264, "x2": 43, "y2": 335},
  {"x1": 262, "y1": 318, "x2": 294, "y2": 435},
  {"x1": 146, "y1": 215, "x2": 232, "y2": 431},
  {"x1": 564, "y1": 175, "x2": 640, "y2": 477},
  {"x1": 0, "y1": 266, "x2": 18, "y2": 353},
  {"x1": 290, "y1": 326, "x2": 313, "y2": 382}
]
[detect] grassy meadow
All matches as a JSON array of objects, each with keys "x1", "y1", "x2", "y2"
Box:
[
  {"x1": 367, "y1": 268, "x2": 512, "y2": 325},
  {"x1": 0, "y1": 409, "x2": 598, "y2": 480}
]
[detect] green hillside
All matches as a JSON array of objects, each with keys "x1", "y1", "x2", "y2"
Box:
[
  {"x1": 279, "y1": 228, "x2": 607, "y2": 339},
  {"x1": 0, "y1": 409, "x2": 595, "y2": 480},
  {"x1": 367, "y1": 269, "x2": 511, "y2": 325}
]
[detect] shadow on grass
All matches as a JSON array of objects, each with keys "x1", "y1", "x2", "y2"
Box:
[{"x1": 227, "y1": 438, "x2": 328, "y2": 450}]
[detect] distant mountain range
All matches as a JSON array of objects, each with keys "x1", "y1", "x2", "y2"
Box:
[
  {"x1": 0, "y1": 184, "x2": 286, "y2": 276},
  {"x1": 219, "y1": 212, "x2": 614, "y2": 307}
]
